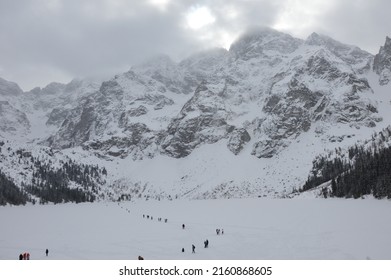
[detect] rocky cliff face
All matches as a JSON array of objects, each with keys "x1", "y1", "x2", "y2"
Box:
[
  {"x1": 0, "y1": 77, "x2": 23, "y2": 96},
  {"x1": 373, "y1": 36, "x2": 391, "y2": 85},
  {"x1": 156, "y1": 29, "x2": 381, "y2": 159},
  {"x1": 162, "y1": 83, "x2": 232, "y2": 157},
  {"x1": 8, "y1": 28, "x2": 382, "y2": 160},
  {"x1": 306, "y1": 32, "x2": 372, "y2": 73},
  {"x1": 0, "y1": 101, "x2": 30, "y2": 137},
  {"x1": 0, "y1": 78, "x2": 29, "y2": 137}
]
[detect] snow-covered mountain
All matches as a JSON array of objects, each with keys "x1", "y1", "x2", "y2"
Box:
[
  {"x1": 1, "y1": 27, "x2": 391, "y2": 204},
  {"x1": 373, "y1": 36, "x2": 391, "y2": 85}
]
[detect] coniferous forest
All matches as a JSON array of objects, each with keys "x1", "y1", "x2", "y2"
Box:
[
  {"x1": 302, "y1": 127, "x2": 391, "y2": 199},
  {"x1": 0, "y1": 142, "x2": 107, "y2": 205},
  {"x1": 0, "y1": 171, "x2": 29, "y2": 206},
  {"x1": 24, "y1": 159, "x2": 106, "y2": 204}
]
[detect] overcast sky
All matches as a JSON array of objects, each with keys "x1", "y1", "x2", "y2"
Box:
[{"x1": 0, "y1": 0, "x2": 390, "y2": 91}]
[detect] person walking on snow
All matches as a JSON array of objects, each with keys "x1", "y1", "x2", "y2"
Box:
[{"x1": 192, "y1": 244, "x2": 195, "y2": 253}]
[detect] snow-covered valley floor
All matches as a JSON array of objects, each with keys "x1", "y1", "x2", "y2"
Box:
[{"x1": 1, "y1": 198, "x2": 390, "y2": 260}]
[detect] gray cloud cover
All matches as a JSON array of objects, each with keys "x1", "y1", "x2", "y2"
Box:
[{"x1": 0, "y1": 0, "x2": 389, "y2": 90}]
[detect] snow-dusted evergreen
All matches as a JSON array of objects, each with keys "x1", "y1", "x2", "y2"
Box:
[{"x1": 1, "y1": 28, "x2": 391, "y2": 204}]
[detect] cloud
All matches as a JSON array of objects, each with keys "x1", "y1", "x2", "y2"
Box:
[
  {"x1": 0, "y1": 0, "x2": 202, "y2": 89},
  {"x1": 272, "y1": 0, "x2": 336, "y2": 36},
  {"x1": 314, "y1": 0, "x2": 391, "y2": 53},
  {"x1": 0, "y1": 0, "x2": 389, "y2": 90},
  {"x1": 186, "y1": 6, "x2": 215, "y2": 30}
]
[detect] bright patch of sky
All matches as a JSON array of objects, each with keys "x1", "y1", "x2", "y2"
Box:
[{"x1": 186, "y1": 6, "x2": 216, "y2": 30}]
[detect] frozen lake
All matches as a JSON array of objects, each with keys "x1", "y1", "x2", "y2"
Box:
[{"x1": 1, "y1": 198, "x2": 390, "y2": 260}]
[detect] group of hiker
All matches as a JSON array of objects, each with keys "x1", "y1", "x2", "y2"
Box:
[
  {"x1": 180, "y1": 223, "x2": 219, "y2": 253},
  {"x1": 142, "y1": 211, "x2": 226, "y2": 255},
  {"x1": 16, "y1": 200, "x2": 228, "y2": 260},
  {"x1": 18, "y1": 249, "x2": 48, "y2": 260},
  {"x1": 129, "y1": 205, "x2": 226, "y2": 258},
  {"x1": 143, "y1": 214, "x2": 168, "y2": 223},
  {"x1": 180, "y1": 239, "x2": 210, "y2": 254},
  {"x1": 181, "y1": 244, "x2": 196, "y2": 254},
  {"x1": 18, "y1": 252, "x2": 30, "y2": 260}
]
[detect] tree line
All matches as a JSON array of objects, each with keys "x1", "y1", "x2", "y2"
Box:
[
  {"x1": 25, "y1": 158, "x2": 106, "y2": 204},
  {"x1": 1, "y1": 150, "x2": 107, "y2": 205},
  {"x1": 0, "y1": 171, "x2": 29, "y2": 206},
  {"x1": 301, "y1": 127, "x2": 391, "y2": 199}
]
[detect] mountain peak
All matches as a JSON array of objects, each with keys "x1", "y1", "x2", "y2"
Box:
[
  {"x1": 385, "y1": 36, "x2": 391, "y2": 49},
  {"x1": 134, "y1": 54, "x2": 177, "y2": 71},
  {"x1": 306, "y1": 32, "x2": 372, "y2": 73},
  {"x1": 0, "y1": 77, "x2": 23, "y2": 96},
  {"x1": 42, "y1": 82, "x2": 67, "y2": 94},
  {"x1": 179, "y1": 47, "x2": 229, "y2": 71},
  {"x1": 229, "y1": 27, "x2": 302, "y2": 59},
  {"x1": 373, "y1": 36, "x2": 391, "y2": 85},
  {"x1": 306, "y1": 32, "x2": 328, "y2": 44},
  {"x1": 305, "y1": 32, "x2": 347, "y2": 48},
  {"x1": 230, "y1": 27, "x2": 291, "y2": 49}
]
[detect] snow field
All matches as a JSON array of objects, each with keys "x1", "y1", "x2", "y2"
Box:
[{"x1": 1, "y1": 198, "x2": 390, "y2": 260}]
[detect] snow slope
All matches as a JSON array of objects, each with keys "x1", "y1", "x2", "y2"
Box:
[{"x1": 1, "y1": 198, "x2": 390, "y2": 260}]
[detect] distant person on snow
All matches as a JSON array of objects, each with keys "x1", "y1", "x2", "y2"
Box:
[
  {"x1": 192, "y1": 244, "x2": 195, "y2": 253},
  {"x1": 46, "y1": 249, "x2": 49, "y2": 257},
  {"x1": 182, "y1": 248, "x2": 185, "y2": 253},
  {"x1": 182, "y1": 224, "x2": 185, "y2": 230},
  {"x1": 19, "y1": 254, "x2": 23, "y2": 260}
]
